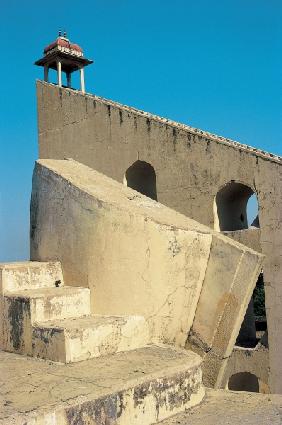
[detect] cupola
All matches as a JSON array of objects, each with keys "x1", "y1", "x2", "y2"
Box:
[{"x1": 35, "y1": 31, "x2": 93, "y2": 93}]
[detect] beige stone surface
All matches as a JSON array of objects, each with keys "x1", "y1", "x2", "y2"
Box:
[
  {"x1": 221, "y1": 345, "x2": 270, "y2": 392},
  {"x1": 0, "y1": 262, "x2": 150, "y2": 363},
  {"x1": 0, "y1": 261, "x2": 64, "y2": 349},
  {"x1": 0, "y1": 346, "x2": 204, "y2": 425},
  {"x1": 36, "y1": 81, "x2": 282, "y2": 392},
  {"x1": 2, "y1": 286, "x2": 90, "y2": 355},
  {"x1": 30, "y1": 158, "x2": 263, "y2": 372},
  {"x1": 32, "y1": 314, "x2": 150, "y2": 363},
  {"x1": 186, "y1": 241, "x2": 263, "y2": 387},
  {"x1": 160, "y1": 388, "x2": 282, "y2": 424},
  {"x1": 223, "y1": 228, "x2": 261, "y2": 253},
  {"x1": 0, "y1": 261, "x2": 64, "y2": 351},
  {"x1": 30, "y1": 159, "x2": 210, "y2": 347},
  {"x1": 188, "y1": 241, "x2": 262, "y2": 355},
  {"x1": 0, "y1": 261, "x2": 64, "y2": 293}
]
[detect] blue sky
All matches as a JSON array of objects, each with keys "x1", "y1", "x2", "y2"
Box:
[{"x1": 0, "y1": 0, "x2": 281, "y2": 261}]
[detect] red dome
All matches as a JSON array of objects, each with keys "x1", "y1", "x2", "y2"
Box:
[
  {"x1": 44, "y1": 37, "x2": 67, "y2": 53},
  {"x1": 44, "y1": 37, "x2": 83, "y2": 55},
  {"x1": 70, "y1": 43, "x2": 83, "y2": 53}
]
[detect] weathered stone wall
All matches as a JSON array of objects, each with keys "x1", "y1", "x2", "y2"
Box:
[
  {"x1": 36, "y1": 81, "x2": 282, "y2": 393},
  {"x1": 30, "y1": 159, "x2": 210, "y2": 346},
  {"x1": 221, "y1": 346, "x2": 270, "y2": 393},
  {"x1": 222, "y1": 229, "x2": 261, "y2": 253},
  {"x1": 30, "y1": 158, "x2": 262, "y2": 379}
]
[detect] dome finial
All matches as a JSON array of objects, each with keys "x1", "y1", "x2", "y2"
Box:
[{"x1": 58, "y1": 30, "x2": 62, "y2": 37}]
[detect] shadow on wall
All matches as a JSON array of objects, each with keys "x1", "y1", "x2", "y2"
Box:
[
  {"x1": 124, "y1": 160, "x2": 157, "y2": 201},
  {"x1": 229, "y1": 372, "x2": 259, "y2": 392}
]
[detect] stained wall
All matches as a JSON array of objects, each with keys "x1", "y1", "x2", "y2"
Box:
[{"x1": 36, "y1": 81, "x2": 282, "y2": 393}]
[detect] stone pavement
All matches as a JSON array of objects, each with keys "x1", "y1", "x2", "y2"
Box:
[{"x1": 160, "y1": 388, "x2": 282, "y2": 425}]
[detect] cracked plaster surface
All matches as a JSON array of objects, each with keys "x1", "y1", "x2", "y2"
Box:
[
  {"x1": 36, "y1": 82, "x2": 282, "y2": 392},
  {"x1": 0, "y1": 346, "x2": 202, "y2": 424}
]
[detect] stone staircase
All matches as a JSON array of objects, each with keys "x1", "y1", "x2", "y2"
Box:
[
  {"x1": 0, "y1": 261, "x2": 206, "y2": 425},
  {"x1": 0, "y1": 261, "x2": 149, "y2": 363}
]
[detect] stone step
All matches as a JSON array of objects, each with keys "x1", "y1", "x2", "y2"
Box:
[
  {"x1": 2, "y1": 286, "x2": 90, "y2": 355},
  {"x1": 0, "y1": 346, "x2": 205, "y2": 425},
  {"x1": 4, "y1": 286, "x2": 90, "y2": 322},
  {"x1": 32, "y1": 314, "x2": 150, "y2": 363},
  {"x1": 0, "y1": 261, "x2": 64, "y2": 292}
]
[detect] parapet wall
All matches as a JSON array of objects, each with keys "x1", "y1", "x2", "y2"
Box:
[{"x1": 37, "y1": 81, "x2": 281, "y2": 229}]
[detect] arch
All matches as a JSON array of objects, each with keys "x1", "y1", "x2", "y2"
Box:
[
  {"x1": 236, "y1": 271, "x2": 267, "y2": 348},
  {"x1": 236, "y1": 298, "x2": 257, "y2": 348},
  {"x1": 124, "y1": 160, "x2": 157, "y2": 201},
  {"x1": 214, "y1": 182, "x2": 266, "y2": 349},
  {"x1": 214, "y1": 181, "x2": 258, "y2": 231},
  {"x1": 247, "y1": 194, "x2": 259, "y2": 228},
  {"x1": 228, "y1": 372, "x2": 259, "y2": 392}
]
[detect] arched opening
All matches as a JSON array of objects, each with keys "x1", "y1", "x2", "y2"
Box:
[
  {"x1": 124, "y1": 160, "x2": 157, "y2": 201},
  {"x1": 228, "y1": 372, "x2": 259, "y2": 392},
  {"x1": 215, "y1": 182, "x2": 266, "y2": 348},
  {"x1": 215, "y1": 181, "x2": 258, "y2": 231},
  {"x1": 236, "y1": 271, "x2": 268, "y2": 348},
  {"x1": 247, "y1": 194, "x2": 259, "y2": 228},
  {"x1": 253, "y1": 272, "x2": 267, "y2": 343},
  {"x1": 236, "y1": 297, "x2": 257, "y2": 348}
]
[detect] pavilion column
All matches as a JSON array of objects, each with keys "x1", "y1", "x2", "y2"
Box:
[
  {"x1": 80, "y1": 67, "x2": 85, "y2": 93},
  {"x1": 44, "y1": 65, "x2": 49, "y2": 82},
  {"x1": 57, "y1": 61, "x2": 62, "y2": 87},
  {"x1": 66, "y1": 72, "x2": 72, "y2": 88}
]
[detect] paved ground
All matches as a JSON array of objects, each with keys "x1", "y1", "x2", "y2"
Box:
[{"x1": 160, "y1": 388, "x2": 282, "y2": 425}]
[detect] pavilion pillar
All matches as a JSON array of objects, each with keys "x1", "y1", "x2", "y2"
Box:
[
  {"x1": 57, "y1": 61, "x2": 62, "y2": 87},
  {"x1": 80, "y1": 67, "x2": 85, "y2": 93},
  {"x1": 44, "y1": 65, "x2": 49, "y2": 82}
]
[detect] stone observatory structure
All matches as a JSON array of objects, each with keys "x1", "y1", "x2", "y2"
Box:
[{"x1": 0, "y1": 34, "x2": 282, "y2": 424}]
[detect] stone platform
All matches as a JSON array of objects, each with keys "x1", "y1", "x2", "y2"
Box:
[
  {"x1": 0, "y1": 345, "x2": 204, "y2": 425},
  {"x1": 160, "y1": 388, "x2": 282, "y2": 425}
]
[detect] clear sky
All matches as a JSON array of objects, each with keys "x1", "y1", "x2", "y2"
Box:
[{"x1": 0, "y1": 0, "x2": 281, "y2": 261}]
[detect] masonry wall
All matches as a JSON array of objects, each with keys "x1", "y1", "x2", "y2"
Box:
[
  {"x1": 31, "y1": 159, "x2": 263, "y2": 387},
  {"x1": 31, "y1": 159, "x2": 212, "y2": 347},
  {"x1": 221, "y1": 346, "x2": 270, "y2": 393},
  {"x1": 37, "y1": 81, "x2": 282, "y2": 393}
]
